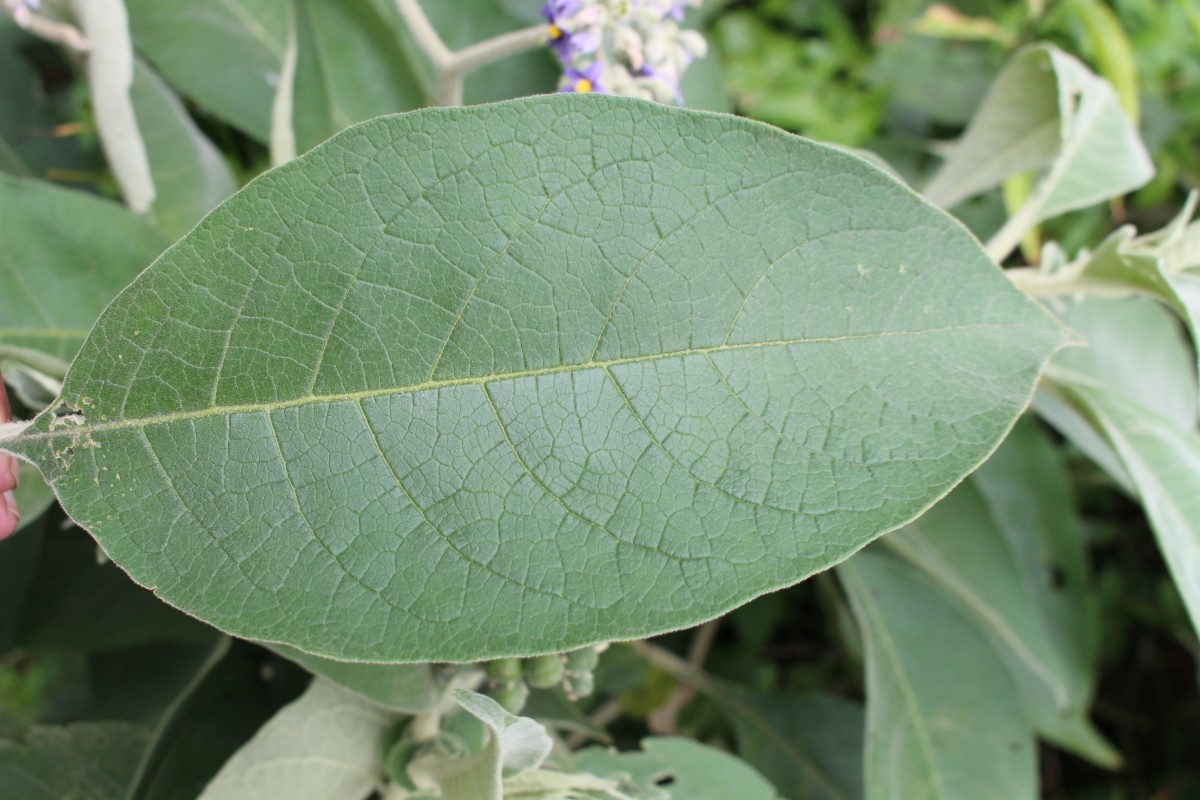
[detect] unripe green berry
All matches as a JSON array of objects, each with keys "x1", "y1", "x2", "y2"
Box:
[
  {"x1": 484, "y1": 657, "x2": 522, "y2": 684},
  {"x1": 564, "y1": 646, "x2": 599, "y2": 674},
  {"x1": 564, "y1": 671, "x2": 595, "y2": 700},
  {"x1": 523, "y1": 654, "x2": 565, "y2": 689},
  {"x1": 490, "y1": 680, "x2": 530, "y2": 714}
]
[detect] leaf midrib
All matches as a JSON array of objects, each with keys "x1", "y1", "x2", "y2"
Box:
[{"x1": 23, "y1": 323, "x2": 1016, "y2": 442}]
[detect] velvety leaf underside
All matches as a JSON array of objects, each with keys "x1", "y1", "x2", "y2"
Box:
[{"x1": 8, "y1": 96, "x2": 1062, "y2": 662}]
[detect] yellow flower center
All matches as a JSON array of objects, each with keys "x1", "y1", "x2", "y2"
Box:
[
  {"x1": 547, "y1": 23, "x2": 562, "y2": 39},
  {"x1": 574, "y1": 78, "x2": 593, "y2": 93}
]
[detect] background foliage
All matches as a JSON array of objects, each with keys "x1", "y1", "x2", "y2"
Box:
[{"x1": 0, "y1": 0, "x2": 1198, "y2": 798}]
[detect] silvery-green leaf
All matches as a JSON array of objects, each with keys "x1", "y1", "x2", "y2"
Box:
[
  {"x1": 1046, "y1": 378, "x2": 1200, "y2": 640},
  {"x1": 0, "y1": 95, "x2": 1064, "y2": 663},
  {"x1": 920, "y1": 46, "x2": 1060, "y2": 209},
  {"x1": 0, "y1": 361, "x2": 62, "y2": 411},
  {"x1": 0, "y1": 174, "x2": 168, "y2": 363},
  {"x1": 969, "y1": 419, "x2": 1116, "y2": 765},
  {"x1": 271, "y1": 643, "x2": 439, "y2": 713},
  {"x1": 409, "y1": 690, "x2": 552, "y2": 800},
  {"x1": 455, "y1": 689, "x2": 552, "y2": 778},
  {"x1": 286, "y1": 0, "x2": 423, "y2": 156},
  {"x1": 885, "y1": 421, "x2": 1118, "y2": 767},
  {"x1": 198, "y1": 678, "x2": 390, "y2": 800},
  {"x1": 501, "y1": 768, "x2": 633, "y2": 799},
  {"x1": 921, "y1": 43, "x2": 1152, "y2": 261},
  {"x1": 1083, "y1": 194, "x2": 1200, "y2": 396},
  {"x1": 923, "y1": 43, "x2": 1152, "y2": 215},
  {"x1": 839, "y1": 550, "x2": 1036, "y2": 800},
  {"x1": 1034, "y1": 295, "x2": 1197, "y2": 492},
  {"x1": 131, "y1": 59, "x2": 238, "y2": 239}
]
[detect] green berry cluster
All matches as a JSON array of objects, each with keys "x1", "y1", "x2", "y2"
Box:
[{"x1": 482, "y1": 644, "x2": 604, "y2": 713}]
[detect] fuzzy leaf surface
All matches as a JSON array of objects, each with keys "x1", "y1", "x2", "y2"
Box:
[
  {"x1": 840, "y1": 551, "x2": 1036, "y2": 800},
  {"x1": 0, "y1": 175, "x2": 168, "y2": 363},
  {"x1": 0, "y1": 722, "x2": 150, "y2": 800},
  {"x1": 3, "y1": 96, "x2": 1062, "y2": 662},
  {"x1": 197, "y1": 678, "x2": 389, "y2": 800},
  {"x1": 124, "y1": 0, "x2": 287, "y2": 141}
]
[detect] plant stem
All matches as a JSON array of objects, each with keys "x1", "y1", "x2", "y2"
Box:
[
  {"x1": 393, "y1": 0, "x2": 546, "y2": 106},
  {"x1": 1004, "y1": 266, "x2": 1155, "y2": 300},
  {"x1": 453, "y1": 25, "x2": 548, "y2": 76},
  {"x1": 633, "y1": 640, "x2": 713, "y2": 694},
  {"x1": 648, "y1": 618, "x2": 721, "y2": 734},
  {"x1": 1, "y1": 1, "x2": 90, "y2": 50},
  {"x1": 409, "y1": 710, "x2": 441, "y2": 743},
  {"x1": 393, "y1": 0, "x2": 452, "y2": 68}
]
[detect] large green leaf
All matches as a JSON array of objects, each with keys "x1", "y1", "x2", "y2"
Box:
[
  {"x1": 0, "y1": 722, "x2": 150, "y2": 800},
  {"x1": 125, "y1": 0, "x2": 288, "y2": 141},
  {"x1": 1, "y1": 96, "x2": 1063, "y2": 663},
  {"x1": 0, "y1": 174, "x2": 169, "y2": 363},
  {"x1": 839, "y1": 551, "x2": 1036, "y2": 800}
]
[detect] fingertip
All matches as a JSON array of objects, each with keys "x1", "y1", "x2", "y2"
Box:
[{"x1": 0, "y1": 489, "x2": 19, "y2": 541}]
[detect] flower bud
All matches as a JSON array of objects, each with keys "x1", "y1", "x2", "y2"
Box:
[
  {"x1": 490, "y1": 680, "x2": 530, "y2": 714},
  {"x1": 523, "y1": 653, "x2": 566, "y2": 689},
  {"x1": 484, "y1": 657, "x2": 522, "y2": 684}
]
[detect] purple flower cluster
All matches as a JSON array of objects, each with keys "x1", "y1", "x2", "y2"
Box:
[{"x1": 541, "y1": 0, "x2": 707, "y2": 103}]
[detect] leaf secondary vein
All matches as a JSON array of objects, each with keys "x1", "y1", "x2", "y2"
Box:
[{"x1": 21, "y1": 324, "x2": 1016, "y2": 442}]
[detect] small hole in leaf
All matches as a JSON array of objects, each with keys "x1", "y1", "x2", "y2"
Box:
[{"x1": 53, "y1": 402, "x2": 81, "y2": 418}]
